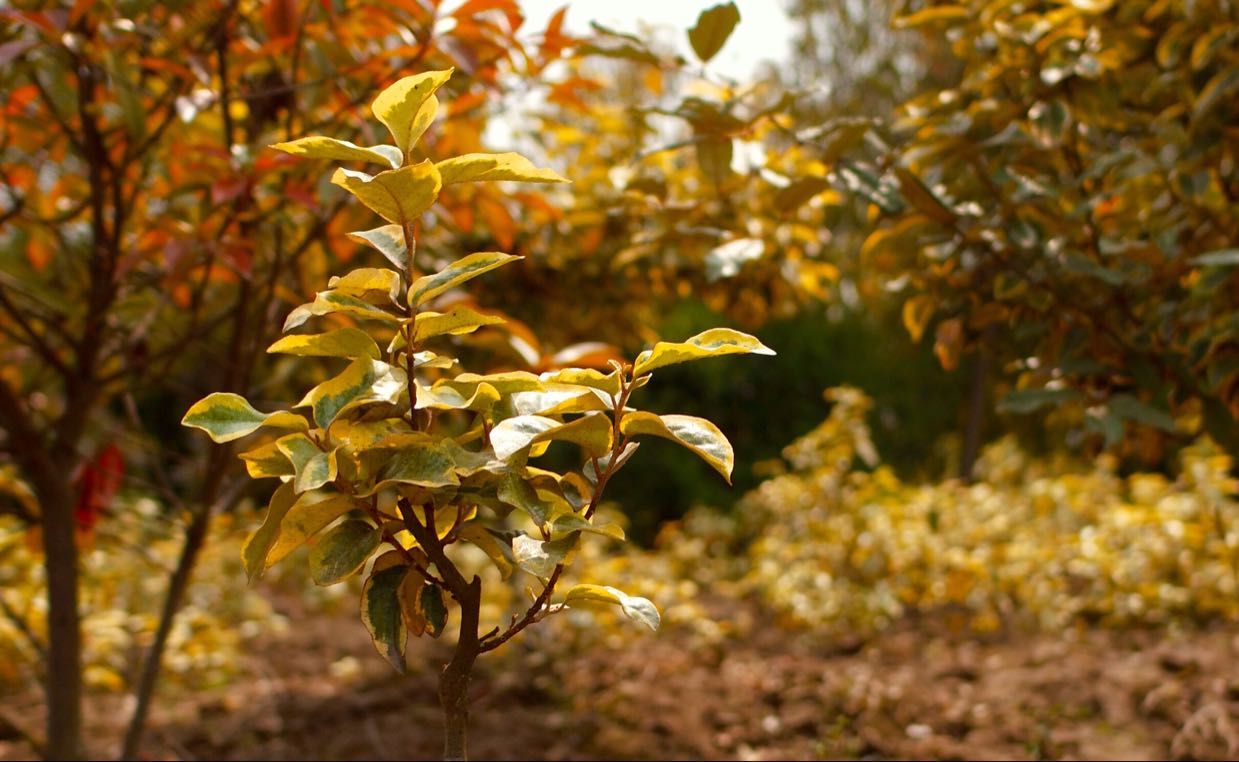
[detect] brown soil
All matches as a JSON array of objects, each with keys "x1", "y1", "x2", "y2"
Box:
[{"x1": 4, "y1": 595, "x2": 1239, "y2": 761}]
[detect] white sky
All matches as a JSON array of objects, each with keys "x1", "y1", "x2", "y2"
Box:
[{"x1": 520, "y1": 1, "x2": 792, "y2": 79}]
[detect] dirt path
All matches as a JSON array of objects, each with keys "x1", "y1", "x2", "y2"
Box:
[{"x1": 5, "y1": 597, "x2": 1239, "y2": 760}]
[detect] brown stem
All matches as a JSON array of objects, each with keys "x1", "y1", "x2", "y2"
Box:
[{"x1": 439, "y1": 576, "x2": 481, "y2": 762}]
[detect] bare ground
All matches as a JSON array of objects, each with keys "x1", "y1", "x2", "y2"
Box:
[{"x1": 4, "y1": 594, "x2": 1239, "y2": 761}]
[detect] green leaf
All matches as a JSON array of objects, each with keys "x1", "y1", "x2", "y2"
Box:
[
  {"x1": 688, "y1": 2, "x2": 740, "y2": 63},
  {"x1": 297, "y1": 358, "x2": 407, "y2": 428},
  {"x1": 894, "y1": 167, "x2": 954, "y2": 225},
  {"x1": 328, "y1": 267, "x2": 402, "y2": 305},
  {"x1": 620, "y1": 411, "x2": 734, "y2": 483},
  {"x1": 1109, "y1": 394, "x2": 1176, "y2": 432},
  {"x1": 413, "y1": 305, "x2": 506, "y2": 342},
  {"x1": 419, "y1": 583, "x2": 448, "y2": 638},
  {"x1": 270, "y1": 136, "x2": 401, "y2": 169},
  {"x1": 457, "y1": 522, "x2": 514, "y2": 579},
  {"x1": 331, "y1": 162, "x2": 443, "y2": 225},
  {"x1": 283, "y1": 290, "x2": 402, "y2": 332},
  {"x1": 268, "y1": 327, "x2": 381, "y2": 360},
  {"x1": 238, "y1": 440, "x2": 295, "y2": 480},
  {"x1": 264, "y1": 492, "x2": 355, "y2": 568},
  {"x1": 435, "y1": 152, "x2": 568, "y2": 185},
  {"x1": 491, "y1": 414, "x2": 614, "y2": 462},
  {"x1": 1191, "y1": 249, "x2": 1239, "y2": 267},
  {"x1": 241, "y1": 482, "x2": 297, "y2": 583},
  {"x1": 182, "y1": 392, "x2": 309, "y2": 443},
  {"x1": 367, "y1": 442, "x2": 460, "y2": 492},
  {"x1": 497, "y1": 471, "x2": 554, "y2": 526},
  {"x1": 361, "y1": 562, "x2": 409, "y2": 672},
  {"x1": 399, "y1": 566, "x2": 429, "y2": 637},
  {"x1": 347, "y1": 225, "x2": 409, "y2": 270},
  {"x1": 632, "y1": 328, "x2": 775, "y2": 376},
  {"x1": 275, "y1": 433, "x2": 338, "y2": 493},
  {"x1": 998, "y1": 388, "x2": 1083, "y2": 415},
  {"x1": 1193, "y1": 67, "x2": 1239, "y2": 123},
  {"x1": 309, "y1": 519, "x2": 381, "y2": 586},
  {"x1": 564, "y1": 584, "x2": 660, "y2": 630},
  {"x1": 407, "y1": 252, "x2": 522, "y2": 308},
  {"x1": 371, "y1": 69, "x2": 453, "y2": 156}
]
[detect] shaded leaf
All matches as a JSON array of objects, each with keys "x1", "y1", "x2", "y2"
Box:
[
  {"x1": 309, "y1": 519, "x2": 381, "y2": 585},
  {"x1": 688, "y1": 2, "x2": 740, "y2": 63},
  {"x1": 361, "y1": 562, "x2": 408, "y2": 672}
]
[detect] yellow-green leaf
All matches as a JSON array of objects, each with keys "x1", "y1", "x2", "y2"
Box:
[
  {"x1": 268, "y1": 327, "x2": 381, "y2": 360},
  {"x1": 418, "y1": 583, "x2": 448, "y2": 637},
  {"x1": 407, "y1": 252, "x2": 522, "y2": 308},
  {"x1": 399, "y1": 566, "x2": 429, "y2": 637},
  {"x1": 361, "y1": 560, "x2": 409, "y2": 672},
  {"x1": 632, "y1": 328, "x2": 775, "y2": 376},
  {"x1": 269, "y1": 136, "x2": 401, "y2": 169},
  {"x1": 490, "y1": 413, "x2": 614, "y2": 462},
  {"x1": 1194, "y1": 68, "x2": 1239, "y2": 123},
  {"x1": 265, "y1": 492, "x2": 355, "y2": 568},
  {"x1": 331, "y1": 162, "x2": 443, "y2": 225},
  {"x1": 309, "y1": 519, "x2": 381, "y2": 586},
  {"x1": 435, "y1": 152, "x2": 568, "y2": 185},
  {"x1": 457, "y1": 522, "x2": 514, "y2": 579},
  {"x1": 416, "y1": 380, "x2": 502, "y2": 413},
  {"x1": 551, "y1": 514, "x2": 625, "y2": 541},
  {"x1": 688, "y1": 2, "x2": 740, "y2": 63},
  {"x1": 894, "y1": 5, "x2": 968, "y2": 28},
  {"x1": 347, "y1": 225, "x2": 408, "y2": 270},
  {"x1": 283, "y1": 290, "x2": 402, "y2": 332},
  {"x1": 894, "y1": 167, "x2": 954, "y2": 225},
  {"x1": 296, "y1": 358, "x2": 407, "y2": 428},
  {"x1": 275, "y1": 433, "x2": 339, "y2": 493},
  {"x1": 365, "y1": 441, "x2": 460, "y2": 492},
  {"x1": 564, "y1": 584, "x2": 660, "y2": 630},
  {"x1": 182, "y1": 392, "x2": 309, "y2": 443},
  {"x1": 328, "y1": 267, "x2": 402, "y2": 305},
  {"x1": 497, "y1": 471, "x2": 554, "y2": 526},
  {"x1": 413, "y1": 305, "x2": 506, "y2": 342},
  {"x1": 620, "y1": 411, "x2": 734, "y2": 483},
  {"x1": 241, "y1": 482, "x2": 297, "y2": 583},
  {"x1": 512, "y1": 533, "x2": 579, "y2": 579},
  {"x1": 539, "y1": 368, "x2": 623, "y2": 397},
  {"x1": 238, "y1": 440, "x2": 295, "y2": 480},
  {"x1": 371, "y1": 70, "x2": 453, "y2": 156}
]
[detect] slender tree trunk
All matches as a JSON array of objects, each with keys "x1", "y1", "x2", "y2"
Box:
[
  {"x1": 119, "y1": 504, "x2": 214, "y2": 759},
  {"x1": 41, "y1": 483, "x2": 82, "y2": 761},
  {"x1": 439, "y1": 577, "x2": 482, "y2": 762}
]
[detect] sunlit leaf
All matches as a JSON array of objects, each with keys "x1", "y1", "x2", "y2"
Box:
[
  {"x1": 457, "y1": 522, "x2": 514, "y2": 579},
  {"x1": 436, "y1": 152, "x2": 568, "y2": 185},
  {"x1": 296, "y1": 358, "x2": 407, "y2": 428},
  {"x1": 632, "y1": 328, "x2": 775, "y2": 376},
  {"x1": 241, "y1": 482, "x2": 297, "y2": 583},
  {"x1": 371, "y1": 69, "x2": 453, "y2": 156},
  {"x1": 347, "y1": 225, "x2": 409, "y2": 270},
  {"x1": 564, "y1": 584, "x2": 660, "y2": 630},
  {"x1": 268, "y1": 327, "x2": 381, "y2": 360},
  {"x1": 270, "y1": 136, "x2": 400, "y2": 169},
  {"x1": 275, "y1": 433, "x2": 338, "y2": 493},
  {"x1": 182, "y1": 393, "x2": 308, "y2": 443},
  {"x1": 407, "y1": 252, "x2": 522, "y2": 307},
  {"x1": 331, "y1": 162, "x2": 443, "y2": 225},
  {"x1": 620, "y1": 411, "x2": 734, "y2": 483},
  {"x1": 490, "y1": 413, "x2": 614, "y2": 462},
  {"x1": 413, "y1": 305, "x2": 506, "y2": 342}
]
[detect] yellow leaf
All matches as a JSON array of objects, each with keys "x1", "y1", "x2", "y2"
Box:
[
  {"x1": 371, "y1": 70, "x2": 453, "y2": 156},
  {"x1": 436, "y1": 152, "x2": 569, "y2": 185},
  {"x1": 902, "y1": 295, "x2": 935, "y2": 343}
]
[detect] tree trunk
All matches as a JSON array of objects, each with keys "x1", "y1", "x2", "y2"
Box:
[
  {"x1": 41, "y1": 481, "x2": 82, "y2": 761},
  {"x1": 439, "y1": 577, "x2": 482, "y2": 762},
  {"x1": 120, "y1": 504, "x2": 214, "y2": 759}
]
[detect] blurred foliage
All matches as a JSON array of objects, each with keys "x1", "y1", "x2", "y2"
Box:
[
  {"x1": 848, "y1": 0, "x2": 1239, "y2": 459},
  {"x1": 0, "y1": 501, "x2": 286, "y2": 694},
  {"x1": 592, "y1": 388, "x2": 1239, "y2": 640}
]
